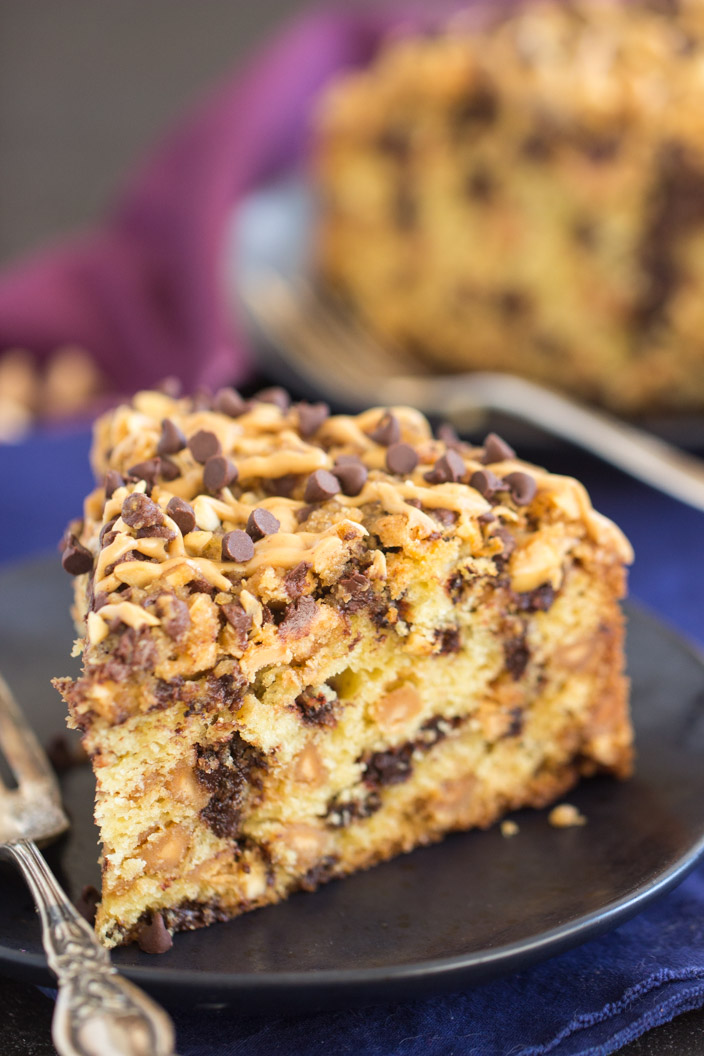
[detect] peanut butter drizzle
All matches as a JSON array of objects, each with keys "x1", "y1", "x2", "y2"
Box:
[{"x1": 84, "y1": 393, "x2": 632, "y2": 620}]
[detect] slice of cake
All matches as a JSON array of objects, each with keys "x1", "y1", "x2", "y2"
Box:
[
  {"x1": 55, "y1": 387, "x2": 633, "y2": 948},
  {"x1": 313, "y1": 0, "x2": 704, "y2": 415}
]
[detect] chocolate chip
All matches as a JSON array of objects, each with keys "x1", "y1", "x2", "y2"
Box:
[
  {"x1": 166, "y1": 496, "x2": 196, "y2": 535},
  {"x1": 104, "y1": 470, "x2": 124, "y2": 500},
  {"x1": 214, "y1": 387, "x2": 247, "y2": 418},
  {"x1": 280, "y1": 595, "x2": 317, "y2": 638},
  {"x1": 424, "y1": 449, "x2": 466, "y2": 484},
  {"x1": 469, "y1": 469, "x2": 502, "y2": 500},
  {"x1": 221, "y1": 530, "x2": 255, "y2": 563},
  {"x1": 61, "y1": 536, "x2": 93, "y2": 578},
  {"x1": 493, "y1": 526, "x2": 516, "y2": 565},
  {"x1": 267, "y1": 474, "x2": 298, "y2": 498},
  {"x1": 127, "y1": 458, "x2": 161, "y2": 485},
  {"x1": 297, "y1": 401, "x2": 330, "y2": 438},
  {"x1": 386, "y1": 442, "x2": 419, "y2": 475},
  {"x1": 137, "y1": 911, "x2": 173, "y2": 955},
  {"x1": 295, "y1": 504, "x2": 316, "y2": 523},
  {"x1": 505, "y1": 635, "x2": 530, "y2": 680},
  {"x1": 221, "y1": 602, "x2": 253, "y2": 638},
  {"x1": 75, "y1": 884, "x2": 100, "y2": 926},
  {"x1": 256, "y1": 386, "x2": 290, "y2": 411},
  {"x1": 333, "y1": 457, "x2": 368, "y2": 496},
  {"x1": 157, "y1": 418, "x2": 186, "y2": 456},
  {"x1": 156, "y1": 376, "x2": 182, "y2": 397},
  {"x1": 159, "y1": 457, "x2": 181, "y2": 482},
  {"x1": 187, "y1": 430, "x2": 221, "y2": 464},
  {"x1": 203, "y1": 455, "x2": 238, "y2": 494},
  {"x1": 121, "y1": 493, "x2": 164, "y2": 529},
  {"x1": 481, "y1": 433, "x2": 515, "y2": 464},
  {"x1": 433, "y1": 507, "x2": 459, "y2": 527},
  {"x1": 436, "y1": 422, "x2": 461, "y2": 448},
  {"x1": 99, "y1": 518, "x2": 117, "y2": 547},
  {"x1": 368, "y1": 411, "x2": 401, "y2": 446},
  {"x1": 157, "y1": 596, "x2": 191, "y2": 640},
  {"x1": 190, "y1": 389, "x2": 213, "y2": 412},
  {"x1": 135, "y1": 524, "x2": 176, "y2": 540},
  {"x1": 503, "y1": 471, "x2": 537, "y2": 506},
  {"x1": 304, "y1": 469, "x2": 341, "y2": 503},
  {"x1": 338, "y1": 571, "x2": 369, "y2": 597},
  {"x1": 246, "y1": 508, "x2": 280, "y2": 541}
]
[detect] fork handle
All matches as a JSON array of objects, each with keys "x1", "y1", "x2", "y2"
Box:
[{"x1": 5, "y1": 840, "x2": 176, "y2": 1056}]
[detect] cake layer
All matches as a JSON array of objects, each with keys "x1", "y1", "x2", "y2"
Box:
[
  {"x1": 55, "y1": 389, "x2": 633, "y2": 947},
  {"x1": 314, "y1": 0, "x2": 704, "y2": 415}
]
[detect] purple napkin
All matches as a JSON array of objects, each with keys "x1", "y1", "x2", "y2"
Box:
[{"x1": 0, "y1": 10, "x2": 393, "y2": 395}]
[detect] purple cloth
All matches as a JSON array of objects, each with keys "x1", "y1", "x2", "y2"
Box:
[{"x1": 0, "y1": 11, "x2": 391, "y2": 394}]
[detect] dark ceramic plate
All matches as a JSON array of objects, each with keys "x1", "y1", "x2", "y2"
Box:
[
  {"x1": 1, "y1": 557, "x2": 704, "y2": 1013},
  {"x1": 227, "y1": 179, "x2": 704, "y2": 451}
]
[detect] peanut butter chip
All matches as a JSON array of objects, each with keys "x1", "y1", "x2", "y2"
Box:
[
  {"x1": 256, "y1": 386, "x2": 290, "y2": 411},
  {"x1": 481, "y1": 432, "x2": 516, "y2": 464},
  {"x1": 121, "y1": 493, "x2": 163, "y2": 529},
  {"x1": 503, "y1": 471, "x2": 537, "y2": 506},
  {"x1": 304, "y1": 469, "x2": 341, "y2": 503},
  {"x1": 246, "y1": 507, "x2": 280, "y2": 540},
  {"x1": 214, "y1": 387, "x2": 247, "y2": 417},
  {"x1": 203, "y1": 455, "x2": 238, "y2": 493},
  {"x1": 368, "y1": 411, "x2": 401, "y2": 446},
  {"x1": 157, "y1": 418, "x2": 186, "y2": 455},
  {"x1": 104, "y1": 469, "x2": 124, "y2": 500},
  {"x1": 166, "y1": 496, "x2": 196, "y2": 535},
  {"x1": 221, "y1": 529, "x2": 255, "y2": 562},
  {"x1": 188, "y1": 429, "x2": 221, "y2": 464},
  {"x1": 386, "y1": 442, "x2": 419, "y2": 475},
  {"x1": 137, "y1": 912, "x2": 173, "y2": 955},
  {"x1": 61, "y1": 536, "x2": 93, "y2": 575},
  {"x1": 334, "y1": 457, "x2": 368, "y2": 496},
  {"x1": 470, "y1": 468, "x2": 502, "y2": 500},
  {"x1": 297, "y1": 401, "x2": 330, "y2": 437},
  {"x1": 424, "y1": 449, "x2": 466, "y2": 484}
]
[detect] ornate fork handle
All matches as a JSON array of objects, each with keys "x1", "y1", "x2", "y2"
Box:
[{"x1": 5, "y1": 839, "x2": 176, "y2": 1056}]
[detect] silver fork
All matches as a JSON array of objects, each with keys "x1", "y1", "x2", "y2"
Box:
[
  {"x1": 0, "y1": 672, "x2": 177, "y2": 1056},
  {"x1": 240, "y1": 270, "x2": 704, "y2": 512}
]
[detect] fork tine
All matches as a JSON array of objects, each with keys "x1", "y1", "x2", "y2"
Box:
[{"x1": 0, "y1": 673, "x2": 60, "y2": 795}]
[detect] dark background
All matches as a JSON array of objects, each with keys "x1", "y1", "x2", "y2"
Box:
[{"x1": 1, "y1": 2, "x2": 703, "y2": 1053}]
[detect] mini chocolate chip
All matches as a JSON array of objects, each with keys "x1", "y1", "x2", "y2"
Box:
[
  {"x1": 187, "y1": 429, "x2": 221, "y2": 464},
  {"x1": 203, "y1": 455, "x2": 238, "y2": 494},
  {"x1": 304, "y1": 469, "x2": 341, "y2": 503},
  {"x1": 160, "y1": 457, "x2": 181, "y2": 482},
  {"x1": 481, "y1": 433, "x2": 516, "y2": 464},
  {"x1": 137, "y1": 912, "x2": 173, "y2": 955},
  {"x1": 493, "y1": 525, "x2": 516, "y2": 561},
  {"x1": 246, "y1": 508, "x2": 280, "y2": 541},
  {"x1": 386, "y1": 442, "x2": 419, "y2": 475},
  {"x1": 221, "y1": 529, "x2": 255, "y2": 563},
  {"x1": 478, "y1": 511, "x2": 496, "y2": 526},
  {"x1": 424, "y1": 449, "x2": 466, "y2": 484},
  {"x1": 280, "y1": 595, "x2": 317, "y2": 638},
  {"x1": 61, "y1": 536, "x2": 93, "y2": 575},
  {"x1": 75, "y1": 884, "x2": 100, "y2": 926},
  {"x1": 221, "y1": 602, "x2": 253, "y2": 637},
  {"x1": 256, "y1": 386, "x2": 290, "y2": 411},
  {"x1": 158, "y1": 596, "x2": 191, "y2": 640},
  {"x1": 99, "y1": 518, "x2": 117, "y2": 546},
  {"x1": 214, "y1": 387, "x2": 247, "y2": 418},
  {"x1": 295, "y1": 504, "x2": 316, "y2": 523},
  {"x1": 503, "y1": 471, "x2": 537, "y2": 506},
  {"x1": 297, "y1": 401, "x2": 330, "y2": 438},
  {"x1": 368, "y1": 411, "x2": 401, "y2": 446},
  {"x1": 121, "y1": 493, "x2": 163, "y2": 529},
  {"x1": 433, "y1": 507, "x2": 459, "y2": 527},
  {"x1": 157, "y1": 418, "x2": 186, "y2": 456},
  {"x1": 267, "y1": 474, "x2": 298, "y2": 498},
  {"x1": 127, "y1": 458, "x2": 161, "y2": 485},
  {"x1": 190, "y1": 389, "x2": 213, "y2": 412},
  {"x1": 104, "y1": 469, "x2": 124, "y2": 500},
  {"x1": 436, "y1": 422, "x2": 461, "y2": 448},
  {"x1": 135, "y1": 524, "x2": 176, "y2": 540},
  {"x1": 470, "y1": 469, "x2": 502, "y2": 500},
  {"x1": 333, "y1": 458, "x2": 368, "y2": 497},
  {"x1": 166, "y1": 496, "x2": 196, "y2": 535},
  {"x1": 405, "y1": 497, "x2": 422, "y2": 509}
]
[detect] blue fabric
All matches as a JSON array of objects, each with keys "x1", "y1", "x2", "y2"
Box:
[{"x1": 2, "y1": 430, "x2": 703, "y2": 1055}]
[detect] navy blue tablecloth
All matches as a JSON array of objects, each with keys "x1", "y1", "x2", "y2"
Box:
[{"x1": 2, "y1": 429, "x2": 703, "y2": 1056}]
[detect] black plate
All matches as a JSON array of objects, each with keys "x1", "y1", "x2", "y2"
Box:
[
  {"x1": 1, "y1": 557, "x2": 704, "y2": 1013},
  {"x1": 227, "y1": 179, "x2": 704, "y2": 451}
]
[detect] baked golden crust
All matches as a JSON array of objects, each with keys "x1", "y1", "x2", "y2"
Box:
[
  {"x1": 54, "y1": 388, "x2": 633, "y2": 947},
  {"x1": 314, "y1": 0, "x2": 704, "y2": 415}
]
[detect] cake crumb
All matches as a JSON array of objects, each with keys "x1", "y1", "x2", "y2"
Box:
[
  {"x1": 548, "y1": 803, "x2": 587, "y2": 828},
  {"x1": 501, "y1": 820, "x2": 519, "y2": 838}
]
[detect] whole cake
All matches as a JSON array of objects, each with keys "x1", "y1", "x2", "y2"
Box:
[
  {"x1": 55, "y1": 387, "x2": 633, "y2": 948},
  {"x1": 314, "y1": 0, "x2": 704, "y2": 415}
]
